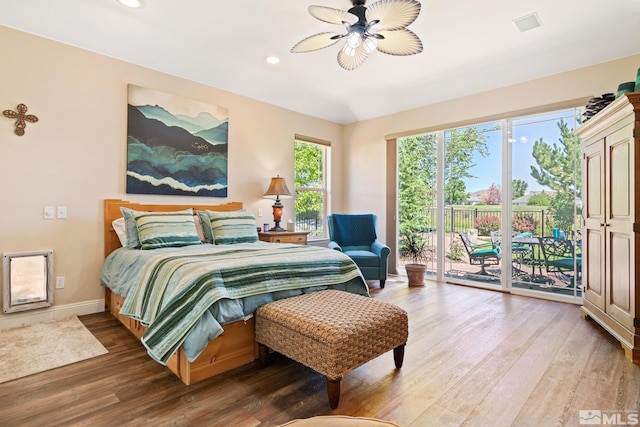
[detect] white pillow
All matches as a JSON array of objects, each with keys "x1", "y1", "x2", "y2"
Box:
[
  {"x1": 194, "y1": 214, "x2": 206, "y2": 243},
  {"x1": 112, "y1": 217, "x2": 127, "y2": 247}
]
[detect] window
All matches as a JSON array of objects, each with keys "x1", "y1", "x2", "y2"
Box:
[{"x1": 294, "y1": 136, "x2": 330, "y2": 239}]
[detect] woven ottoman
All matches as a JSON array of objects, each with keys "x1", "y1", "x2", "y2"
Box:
[{"x1": 255, "y1": 289, "x2": 408, "y2": 409}]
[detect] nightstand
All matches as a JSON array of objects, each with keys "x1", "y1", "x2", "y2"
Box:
[{"x1": 258, "y1": 231, "x2": 309, "y2": 245}]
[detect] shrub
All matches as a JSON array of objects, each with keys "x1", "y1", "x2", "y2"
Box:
[
  {"x1": 399, "y1": 231, "x2": 429, "y2": 264},
  {"x1": 475, "y1": 215, "x2": 501, "y2": 236},
  {"x1": 449, "y1": 238, "x2": 465, "y2": 261},
  {"x1": 512, "y1": 213, "x2": 536, "y2": 234}
]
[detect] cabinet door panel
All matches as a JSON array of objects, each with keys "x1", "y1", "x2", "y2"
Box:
[
  {"x1": 607, "y1": 231, "x2": 633, "y2": 329},
  {"x1": 608, "y1": 138, "x2": 630, "y2": 220},
  {"x1": 585, "y1": 144, "x2": 603, "y2": 220},
  {"x1": 583, "y1": 140, "x2": 606, "y2": 310},
  {"x1": 585, "y1": 229, "x2": 605, "y2": 309}
]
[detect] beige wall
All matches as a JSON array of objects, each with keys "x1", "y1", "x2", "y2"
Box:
[
  {"x1": 0, "y1": 26, "x2": 343, "y2": 325},
  {"x1": 342, "y1": 54, "x2": 640, "y2": 244}
]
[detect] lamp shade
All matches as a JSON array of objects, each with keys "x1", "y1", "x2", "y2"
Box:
[{"x1": 263, "y1": 176, "x2": 292, "y2": 198}]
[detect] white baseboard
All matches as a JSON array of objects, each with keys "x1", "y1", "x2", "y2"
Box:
[{"x1": 0, "y1": 299, "x2": 105, "y2": 329}]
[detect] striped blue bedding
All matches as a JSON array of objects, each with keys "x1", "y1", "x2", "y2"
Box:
[{"x1": 101, "y1": 242, "x2": 368, "y2": 364}]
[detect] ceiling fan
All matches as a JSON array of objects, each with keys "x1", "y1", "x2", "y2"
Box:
[{"x1": 291, "y1": 0, "x2": 423, "y2": 71}]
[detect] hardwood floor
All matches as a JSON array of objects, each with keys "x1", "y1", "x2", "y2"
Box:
[{"x1": 1, "y1": 280, "x2": 638, "y2": 427}]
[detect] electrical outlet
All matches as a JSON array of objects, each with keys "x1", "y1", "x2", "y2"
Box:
[{"x1": 56, "y1": 276, "x2": 65, "y2": 289}]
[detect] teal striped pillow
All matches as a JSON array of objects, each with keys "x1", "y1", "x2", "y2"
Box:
[
  {"x1": 132, "y1": 209, "x2": 201, "y2": 250},
  {"x1": 205, "y1": 210, "x2": 258, "y2": 245}
]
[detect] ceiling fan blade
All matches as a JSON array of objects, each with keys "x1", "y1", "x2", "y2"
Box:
[
  {"x1": 337, "y1": 43, "x2": 371, "y2": 70},
  {"x1": 376, "y1": 29, "x2": 423, "y2": 55},
  {"x1": 366, "y1": 0, "x2": 421, "y2": 31},
  {"x1": 309, "y1": 5, "x2": 358, "y2": 26},
  {"x1": 291, "y1": 32, "x2": 343, "y2": 53}
]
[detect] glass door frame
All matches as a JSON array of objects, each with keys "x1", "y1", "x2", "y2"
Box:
[{"x1": 394, "y1": 109, "x2": 583, "y2": 305}]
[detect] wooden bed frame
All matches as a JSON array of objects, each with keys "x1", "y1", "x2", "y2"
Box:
[{"x1": 103, "y1": 198, "x2": 258, "y2": 385}]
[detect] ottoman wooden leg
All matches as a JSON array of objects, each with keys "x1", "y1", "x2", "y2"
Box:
[
  {"x1": 258, "y1": 343, "x2": 269, "y2": 367},
  {"x1": 326, "y1": 377, "x2": 341, "y2": 409},
  {"x1": 393, "y1": 344, "x2": 405, "y2": 369}
]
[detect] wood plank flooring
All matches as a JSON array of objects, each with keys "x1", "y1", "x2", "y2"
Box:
[{"x1": 1, "y1": 280, "x2": 638, "y2": 426}]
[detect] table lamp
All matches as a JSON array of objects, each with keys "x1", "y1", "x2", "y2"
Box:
[{"x1": 263, "y1": 175, "x2": 292, "y2": 232}]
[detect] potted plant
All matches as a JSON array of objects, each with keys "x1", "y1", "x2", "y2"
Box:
[{"x1": 400, "y1": 230, "x2": 429, "y2": 287}]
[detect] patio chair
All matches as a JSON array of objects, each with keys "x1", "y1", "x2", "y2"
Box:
[
  {"x1": 459, "y1": 232, "x2": 501, "y2": 276},
  {"x1": 490, "y1": 230, "x2": 532, "y2": 274},
  {"x1": 539, "y1": 236, "x2": 582, "y2": 283}
]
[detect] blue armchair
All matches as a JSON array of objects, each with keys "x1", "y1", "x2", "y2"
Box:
[{"x1": 327, "y1": 214, "x2": 390, "y2": 288}]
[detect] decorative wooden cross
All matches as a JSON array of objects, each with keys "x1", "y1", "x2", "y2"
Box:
[{"x1": 3, "y1": 103, "x2": 39, "y2": 136}]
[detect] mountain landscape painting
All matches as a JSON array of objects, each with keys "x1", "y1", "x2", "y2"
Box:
[{"x1": 126, "y1": 84, "x2": 228, "y2": 197}]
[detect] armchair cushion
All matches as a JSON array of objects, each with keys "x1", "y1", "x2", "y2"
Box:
[
  {"x1": 343, "y1": 250, "x2": 382, "y2": 267},
  {"x1": 330, "y1": 214, "x2": 377, "y2": 246}
]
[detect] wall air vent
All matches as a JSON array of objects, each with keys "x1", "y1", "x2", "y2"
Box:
[{"x1": 513, "y1": 13, "x2": 542, "y2": 33}]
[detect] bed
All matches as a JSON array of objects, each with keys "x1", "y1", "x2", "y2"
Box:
[{"x1": 101, "y1": 199, "x2": 369, "y2": 385}]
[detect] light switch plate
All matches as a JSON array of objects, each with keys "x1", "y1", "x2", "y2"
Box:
[{"x1": 44, "y1": 207, "x2": 55, "y2": 220}]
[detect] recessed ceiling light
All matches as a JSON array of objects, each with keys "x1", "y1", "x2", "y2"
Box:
[
  {"x1": 118, "y1": 0, "x2": 141, "y2": 8},
  {"x1": 265, "y1": 56, "x2": 281, "y2": 65}
]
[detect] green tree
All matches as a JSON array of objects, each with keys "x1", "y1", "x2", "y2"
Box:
[
  {"x1": 527, "y1": 192, "x2": 551, "y2": 206},
  {"x1": 444, "y1": 127, "x2": 492, "y2": 205},
  {"x1": 530, "y1": 120, "x2": 581, "y2": 232},
  {"x1": 399, "y1": 126, "x2": 493, "y2": 235},
  {"x1": 294, "y1": 141, "x2": 323, "y2": 219},
  {"x1": 398, "y1": 134, "x2": 437, "y2": 236},
  {"x1": 512, "y1": 179, "x2": 528, "y2": 199}
]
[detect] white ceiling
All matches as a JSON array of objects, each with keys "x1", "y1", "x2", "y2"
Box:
[{"x1": 2, "y1": 0, "x2": 640, "y2": 124}]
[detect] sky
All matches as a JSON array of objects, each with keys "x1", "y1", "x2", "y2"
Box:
[{"x1": 464, "y1": 109, "x2": 581, "y2": 193}]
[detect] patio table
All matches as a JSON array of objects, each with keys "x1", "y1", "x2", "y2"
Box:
[{"x1": 511, "y1": 236, "x2": 551, "y2": 284}]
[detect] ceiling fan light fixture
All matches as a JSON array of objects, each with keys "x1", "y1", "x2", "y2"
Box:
[
  {"x1": 292, "y1": 0, "x2": 422, "y2": 70},
  {"x1": 363, "y1": 36, "x2": 378, "y2": 53},
  {"x1": 343, "y1": 31, "x2": 362, "y2": 56},
  {"x1": 347, "y1": 32, "x2": 362, "y2": 47}
]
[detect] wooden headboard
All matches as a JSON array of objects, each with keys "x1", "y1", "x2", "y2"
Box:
[{"x1": 104, "y1": 199, "x2": 244, "y2": 257}]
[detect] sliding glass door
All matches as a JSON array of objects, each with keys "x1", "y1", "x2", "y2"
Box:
[
  {"x1": 398, "y1": 133, "x2": 438, "y2": 280},
  {"x1": 397, "y1": 107, "x2": 583, "y2": 302},
  {"x1": 510, "y1": 110, "x2": 582, "y2": 299},
  {"x1": 443, "y1": 122, "x2": 503, "y2": 288}
]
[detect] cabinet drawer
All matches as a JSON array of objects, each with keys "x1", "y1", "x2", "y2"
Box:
[
  {"x1": 258, "y1": 232, "x2": 308, "y2": 245},
  {"x1": 277, "y1": 235, "x2": 307, "y2": 244}
]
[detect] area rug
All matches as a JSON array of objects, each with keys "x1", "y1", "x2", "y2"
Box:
[{"x1": 0, "y1": 315, "x2": 108, "y2": 383}]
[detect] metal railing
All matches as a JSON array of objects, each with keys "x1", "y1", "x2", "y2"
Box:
[
  {"x1": 417, "y1": 206, "x2": 551, "y2": 237},
  {"x1": 295, "y1": 213, "x2": 324, "y2": 237}
]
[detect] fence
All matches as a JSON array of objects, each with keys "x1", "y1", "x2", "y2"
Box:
[
  {"x1": 420, "y1": 207, "x2": 552, "y2": 237},
  {"x1": 297, "y1": 206, "x2": 557, "y2": 239},
  {"x1": 295, "y1": 212, "x2": 324, "y2": 237}
]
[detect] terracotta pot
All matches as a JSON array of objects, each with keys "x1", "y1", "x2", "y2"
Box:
[{"x1": 405, "y1": 263, "x2": 427, "y2": 287}]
